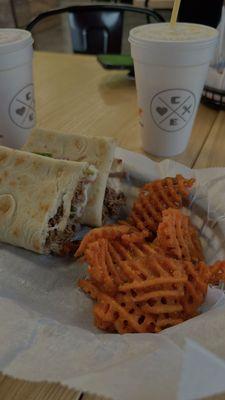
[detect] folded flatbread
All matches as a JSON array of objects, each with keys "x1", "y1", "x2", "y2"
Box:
[
  {"x1": 0, "y1": 146, "x2": 97, "y2": 254},
  {"x1": 23, "y1": 128, "x2": 125, "y2": 226}
]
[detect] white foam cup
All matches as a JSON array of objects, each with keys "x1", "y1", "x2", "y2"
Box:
[
  {"x1": 129, "y1": 23, "x2": 218, "y2": 157},
  {"x1": 0, "y1": 29, "x2": 35, "y2": 148}
]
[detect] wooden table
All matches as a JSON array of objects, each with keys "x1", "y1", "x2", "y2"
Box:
[
  {"x1": 33, "y1": 51, "x2": 223, "y2": 169},
  {"x1": 0, "y1": 51, "x2": 224, "y2": 400}
]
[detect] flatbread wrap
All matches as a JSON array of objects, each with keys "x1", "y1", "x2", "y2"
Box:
[
  {"x1": 23, "y1": 129, "x2": 125, "y2": 226},
  {"x1": 0, "y1": 146, "x2": 97, "y2": 255}
]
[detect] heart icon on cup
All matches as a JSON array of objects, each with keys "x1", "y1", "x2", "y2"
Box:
[
  {"x1": 156, "y1": 106, "x2": 168, "y2": 116},
  {"x1": 9, "y1": 84, "x2": 35, "y2": 129}
]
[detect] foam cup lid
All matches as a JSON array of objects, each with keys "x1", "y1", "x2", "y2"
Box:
[
  {"x1": 0, "y1": 29, "x2": 33, "y2": 54},
  {"x1": 129, "y1": 23, "x2": 218, "y2": 47}
]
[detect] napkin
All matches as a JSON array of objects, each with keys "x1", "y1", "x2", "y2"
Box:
[{"x1": 178, "y1": 340, "x2": 225, "y2": 400}]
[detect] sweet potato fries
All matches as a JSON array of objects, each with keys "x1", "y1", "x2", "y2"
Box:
[{"x1": 76, "y1": 174, "x2": 224, "y2": 334}]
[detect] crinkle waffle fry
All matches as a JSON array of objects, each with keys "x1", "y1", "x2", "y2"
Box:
[
  {"x1": 85, "y1": 239, "x2": 119, "y2": 293},
  {"x1": 76, "y1": 224, "x2": 147, "y2": 257},
  {"x1": 110, "y1": 239, "x2": 154, "y2": 261},
  {"x1": 94, "y1": 294, "x2": 184, "y2": 334},
  {"x1": 156, "y1": 208, "x2": 204, "y2": 262},
  {"x1": 94, "y1": 300, "x2": 116, "y2": 332},
  {"x1": 94, "y1": 292, "x2": 158, "y2": 333},
  {"x1": 141, "y1": 301, "x2": 184, "y2": 315},
  {"x1": 155, "y1": 315, "x2": 184, "y2": 330},
  {"x1": 142, "y1": 175, "x2": 195, "y2": 198},
  {"x1": 189, "y1": 225, "x2": 204, "y2": 261},
  {"x1": 130, "y1": 193, "x2": 160, "y2": 235},
  {"x1": 79, "y1": 250, "x2": 187, "y2": 333},
  {"x1": 139, "y1": 284, "x2": 186, "y2": 330},
  {"x1": 181, "y1": 261, "x2": 209, "y2": 316},
  {"x1": 76, "y1": 174, "x2": 224, "y2": 334},
  {"x1": 104, "y1": 248, "x2": 168, "y2": 284},
  {"x1": 79, "y1": 239, "x2": 207, "y2": 331},
  {"x1": 109, "y1": 242, "x2": 160, "y2": 284},
  {"x1": 86, "y1": 235, "x2": 154, "y2": 282},
  {"x1": 122, "y1": 290, "x2": 184, "y2": 311},
  {"x1": 117, "y1": 256, "x2": 153, "y2": 282},
  {"x1": 84, "y1": 236, "x2": 154, "y2": 288},
  {"x1": 85, "y1": 239, "x2": 148, "y2": 292},
  {"x1": 209, "y1": 261, "x2": 225, "y2": 285},
  {"x1": 119, "y1": 276, "x2": 187, "y2": 293},
  {"x1": 129, "y1": 176, "x2": 195, "y2": 237},
  {"x1": 120, "y1": 254, "x2": 166, "y2": 282},
  {"x1": 118, "y1": 255, "x2": 186, "y2": 310},
  {"x1": 79, "y1": 279, "x2": 101, "y2": 301}
]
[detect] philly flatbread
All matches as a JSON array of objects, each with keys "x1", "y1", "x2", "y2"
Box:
[
  {"x1": 0, "y1": 146, "x2": 97, "y2": 254},
  {"x1": 23, "y1": 128, "x2": 125, "y2": 226}
]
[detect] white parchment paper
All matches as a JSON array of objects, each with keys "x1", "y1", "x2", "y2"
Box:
[
  {"x1": 1, "y1": 148, "x2": 225, "y2": 400},
  {"x1": 178, "y1": 340, "x2": 225, "y2": 400}
]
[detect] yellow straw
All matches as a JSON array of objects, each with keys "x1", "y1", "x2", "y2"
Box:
[{"x1": 170, "y1": 0, "x2": 181, "y2": 26}]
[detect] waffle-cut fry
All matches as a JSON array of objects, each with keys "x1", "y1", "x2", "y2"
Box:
[
  {"x1": 117, "y1": 252, "x2": 187, "y2": 287},
  {"x1": 129, "y1": 175, "x2": 195, "y2": 237},
  {"x1": 80, "y1": 248, "x2": 188, "y2": 333},
  {"x1": 79, "y1": 279, "x2": 101, "y2": 301},
  {"x1": 155, "y1": 316, "x2": 184, "y2": 329},
  {"x1": 156, "y1": 208, "x2": 204, "y2": 262},
  {"x1": 209, "y1": 261, "x2": 225, "y2": 285},
  {"x1": 85, "y1": 238, "x2": 157, "y2": 292},
  {"x1": 94, "y1": 303, "x2": 115, "y2": 332},
  {"x1": 133, "y1": 289, "x2": 184, "y2": 303},
  {"x1": 77, "y1": 174, "x2": 225, "y2": 335},
  {"x1": 76, "y1": 224, "x2": 148, "y2": 257},
  {"x1": 94, "y1": 292, "x2": 158, "y2": 333},
  {"x1": 84, "y1": 236, "x2": 156, "y2": 288},
  {"x1": 141, "y1": 301, "x2": 183, "y2": 315},
  {"x1": 181, "y1": 261, "x2": 209, "y2": 316},
  {"x1": 93, "y1": 291, "x2": 186, "y2": 333},
  {"x1": 119, "y1": 276, "x2": 187, "y2": 292},
  {"x1": 86, "y1": 239, "x2": 118, "y2": 294},
  {"x1": 117, "y1": 254, "x2": 186, "y2": 316},
  {"x1": 109, "y1": 239, "x2": 154, "y2": 262},
  {"x1": 142, "y1": 175, "x2": 195, "y2": 198}
]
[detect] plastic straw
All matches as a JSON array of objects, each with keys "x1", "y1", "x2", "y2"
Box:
[{"x1": 170, "y1": 0, "x2": 181, "y2": 26}]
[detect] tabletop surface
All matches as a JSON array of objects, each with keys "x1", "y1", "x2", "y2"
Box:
[
  {"x1": 32, "y1": 51, "x2": 223, "y2": 169},
  {"x1": 0, "y1": 51, "x2": 225, "y2": 400}
]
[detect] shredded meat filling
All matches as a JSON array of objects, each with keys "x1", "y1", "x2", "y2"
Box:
[
  {"x1": 72, "y1": 181, "x2": 86, "y2": 206},
  {"x1": 48, "y1": 205, "x2": 64, "y2": 228},
  {"x1": 102, "y1": 186, "x2": 126, "y2": 222},
  {"x1": 45, "y1": 179, "x2": 89, "y2": 255},
  {"x1": 45, "y1": 179, "x2": 125, "y2": 255}
]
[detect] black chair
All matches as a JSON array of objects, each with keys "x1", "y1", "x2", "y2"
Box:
[
  {"x1": 26, "y1": 4, "x2": 165, "y2": 55},
  {"x1": 178, "y1": 0, "x2": 223, "y2": 28}
]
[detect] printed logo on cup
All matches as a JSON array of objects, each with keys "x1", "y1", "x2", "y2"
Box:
[
  {"x1": 150, "y1": 89, "x2": 196, "y2": 132},
  {"x1": 8, "y1": 84, "x2": 35, "y2": 129}
]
